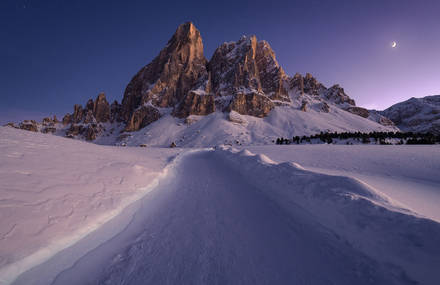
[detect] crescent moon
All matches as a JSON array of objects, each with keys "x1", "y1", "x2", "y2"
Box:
[{"x1": 391, "y1": 41, "x2": 397, "y2": 48}]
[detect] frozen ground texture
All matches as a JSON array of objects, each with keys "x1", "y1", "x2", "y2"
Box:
[
  {"x1": 1, "y1": 127, "x2": 440, "y2": 284},
  {"x1": 0, "y1": 127, "x2": 180, "y2": 284}
]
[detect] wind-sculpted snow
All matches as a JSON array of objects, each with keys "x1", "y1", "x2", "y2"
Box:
[
  {"x1": 216, "y1": 147, "x2": 440, "y2": 284},
  {"x1": 0, "y1": 127, "x2": 181, "y2": 284},
  {"x1": 18, "y1": 148, "x2": 440, "y2": 285}
]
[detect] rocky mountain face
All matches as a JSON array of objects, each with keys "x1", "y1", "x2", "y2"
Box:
[
  {"x1": 121, "y1": 22, "x2": 208, "y2": 129},
  {"x1": 379, "y1": 95, "x2": 440, "y2": 134},
  {"x1": 60, "y1": 93, "x2": 119, "y2": 140},
  {"x1": 9, "y1": 22, "x2": 399, "y2": 141}
]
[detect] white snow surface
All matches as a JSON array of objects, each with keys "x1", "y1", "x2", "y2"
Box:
[
  {"x1": 1, "y1": 126, "x2": 440, "y2": 284},
  {"x1": 112, "y1": 105, "x2": 396, "y2": 148},
  {"x1": 0, "y1": 127, "x2": 181, "y2": 284},
  {"x1": 248, "y1": 144, "x2": 440, "y2": 222}
]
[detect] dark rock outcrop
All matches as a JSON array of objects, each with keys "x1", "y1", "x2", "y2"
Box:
[
  {"x1": 19, "y1": 120, "x2": 38, "y2": 132},
  {"x1": 208, "y1": 36, "x2": 289, "y2": 103},
  {"x1": 300, "y1": 101, "x2": 308, "y2": 112},
  {"x1": 174, "y1": 91, "x2": 215, "y2": 118},
  {"x1": 228, "y1": 92, "x2": 274, "y2": 117},
  {"x1": 42, "y1": 127, "x2": 56, "y2": 134},
  {"x1": 303, "y1": 73, "x2": 326, "y2": 96},
  {"x1": 124, "y1": 106, "x2": 161, "y2": 132},
  {"x1": 110, "y1": 100, "x2": 122, "y2": 122},
  {"x1": 72, "y1": 104, "x2": 84, "y2": 123},
  {"x1": 319, "y1": 102, "x2": 330, "y2": 113},
  {"x1": 324, "y1": 84, "x2": 355, "y2": 106},
  {"x1": 62, "y1": 114, "x2": 72, "y2": 126},
  {"x1": 94, "y1": 93, "x2": 111, "y2": 123},
  {"x1": 345, "y1": 106, "x2": 369, "y2": 118}
]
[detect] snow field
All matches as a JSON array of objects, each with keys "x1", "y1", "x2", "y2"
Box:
[
  {"x1": 1, "y1": 127, "x2": 440, "y2": 284},
  {"x1": 215, "y1": 147, "x2": 440, "y2": 284},
  {"x1": 0, "y1": 127, "x2": 181, "y2": 284}
]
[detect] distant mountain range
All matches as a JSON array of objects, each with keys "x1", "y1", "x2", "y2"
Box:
[
  {"x1": 5, "y1": 22, "x2": 439, "y2": 146},
  {"x1": 379, "y1": 95, "x2": 440, "y2": 134}
]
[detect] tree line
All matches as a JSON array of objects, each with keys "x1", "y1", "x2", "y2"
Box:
[{"x1": 275, "y1": 131, "x2": 440, "y2": 145}]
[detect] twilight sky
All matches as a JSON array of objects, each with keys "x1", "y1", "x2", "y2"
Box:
[{"x1": 1, "y1": 0, "x2": 439, "y2": 123}]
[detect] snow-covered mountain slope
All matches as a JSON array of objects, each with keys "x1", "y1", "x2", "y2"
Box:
[
  {"x1": 12, "y1": 147, "x2": 440, "y2": 285},
  {"x1": 380, "y1": 95, "x2": 440, "y2": 134},
  {"x1": 0, "y1": 127, "x2": 181, "y2": 284},
  {"x1": 109, "y1": 102, "x2": 397, "y2": 147},
  {"x1": 10, "y1": 22, "x2": 399, "y2": 145}
]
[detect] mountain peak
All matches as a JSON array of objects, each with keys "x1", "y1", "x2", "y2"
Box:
[
  {"x1": 171, "y1": 22, "x2": 201, "y2": 44},
  {"x1": 120, "y1": 22, "x2": 208, "y2": 124}
]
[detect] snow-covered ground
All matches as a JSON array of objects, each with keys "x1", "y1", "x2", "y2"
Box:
[
  {"x1": 1, "y1": 127, "x2": 440, "y2": 284},
  {"x1": 0, "y1": 127, "x2": 181, "y2": 284},
  {"x1": 98, "y1": 106, "x2": 396, "y2": 147},
  {"x1": 248, "y1": 144, "x2": 440, "y2": 222}
]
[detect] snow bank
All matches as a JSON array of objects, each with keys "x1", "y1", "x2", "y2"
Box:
[
  {"x1": 247, "y1": 144, "x2": 440, "y2": 221},
  {"x1": 0, "y1": 127, "x2": 181, "y2": 284},
  {"x1": 214, "y1": 147, "x2": 440, "y2": 284}
]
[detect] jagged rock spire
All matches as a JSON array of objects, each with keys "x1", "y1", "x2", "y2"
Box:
[{"x1": 121, "y1": 22, "x2": 208, "y2": 126}]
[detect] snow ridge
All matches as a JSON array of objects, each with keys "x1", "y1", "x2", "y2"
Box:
[{"x1": 214, "y1": 147, "x2": 440, "y2": 284}]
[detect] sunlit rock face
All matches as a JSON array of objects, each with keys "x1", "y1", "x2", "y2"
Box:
[
  {"x1": 12, "y1": 22, "x2": 400, "y2": 138},
  {"x1": 207, "y1": 35, "x2": 289, "y2": 116},
  {"x1": 121, "y1": 22, "x2": 208, "y2": 129},
  {"x1": 174, "y1": 91, "x2": 215, "y2": 118},
  {"x1": 228, "y1": 92, "x2": 274, "y2": 117}
]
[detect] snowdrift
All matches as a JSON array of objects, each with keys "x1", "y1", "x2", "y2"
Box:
[
  {"x1": 214, "y1": 147, "x2": 440, "y2": 284},
  {"x1": 0, "y1": 127, "x2": 181, "y2": 284}
]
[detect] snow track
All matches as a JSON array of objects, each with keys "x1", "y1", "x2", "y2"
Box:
[{"x1": 15, "y1": 149, "x2": 440, "y2": 285}]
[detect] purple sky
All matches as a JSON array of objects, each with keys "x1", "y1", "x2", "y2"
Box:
[{"x1": 1, "y1": 0, "x2": 439, "y2": 123}]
